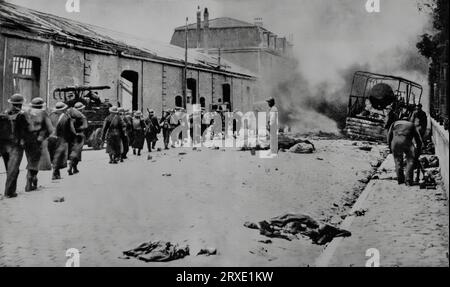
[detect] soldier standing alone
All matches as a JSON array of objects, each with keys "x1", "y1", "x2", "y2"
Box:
[{"x1": 387, "y1": 115, "x2": 423, "y2": 186}]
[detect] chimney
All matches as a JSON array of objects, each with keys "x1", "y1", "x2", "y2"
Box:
[
  {"x1": 196, "y1": 6, "x2": 201, "y2": 49},
  {"x1": 254, "y1": 17, "x2": 263, "y2": 27},
  {"x1": 203, "y1": 7, "x2": 209, "y2": 54}
]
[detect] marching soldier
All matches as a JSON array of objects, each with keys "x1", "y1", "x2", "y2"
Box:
[
  {"x1": 131, "y1": 111, "x2": 146, "y2": 156},
  {"x1": 145, "y1": 109, "x2": 160, "y2": 152},
  {"x1": 0, "y1": 94, "x2": 29, "y2": 198},
  {"x1": 67, "y1": 102, "x2": 88, "y2": 175},
  {"x1": 387, "y1": 115, "x2": 423, "y2": 186},
  {"x1": 48, "y1": 102, "x2": 76, "y2": 180},
  {"x1": 160, "y1": 110, "x2": 172, "y2": 150},
  {"x1": 123, "y1": 109, "x2": 133, "y2": 159},
  {"x1": 101, "y1": 106, "x2": 125, "y2": 164},
  {"x1": 117, "y1": 107, "x2": 128, "y2": 161},
  {"x1": 23, "y1": 97, "x2": 53, "y2": 191}
]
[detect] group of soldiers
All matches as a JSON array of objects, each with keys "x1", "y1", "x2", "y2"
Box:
[
  {"x1": 101, "y1": 106, "x2": 161, "y2": 164},
  {"x1": 387, "y1": 103, "x2": 429, "y2": 186},
  {"x1": 0, "y1": 94, "x2": 87, "y2": 198}
]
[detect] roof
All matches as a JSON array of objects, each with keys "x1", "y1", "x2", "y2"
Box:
[
  {"x1": 174, "y1": 17, "x2": 267, "y2": 31},
  {"x1": 0, "y1": 1, "x2": 256, "y2": 78}
]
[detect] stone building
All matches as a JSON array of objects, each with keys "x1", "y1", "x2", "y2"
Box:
[
  {"x1": 0, "y1": 1, "x2": 257, "y2": 116},
  {"x1": 170, "y1": 8, "x2": 296, "y2": 98}
]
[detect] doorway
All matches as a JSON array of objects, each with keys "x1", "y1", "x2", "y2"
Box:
[
  {"x1": 120, "y1": 70, "x2": 139, "y2": 110},
  {"x1": 222, "y1": 83, "x2": 231, "y2": 110},
  {"x1": 187, "y1": 78, "x2": 197, "y2": 104}
]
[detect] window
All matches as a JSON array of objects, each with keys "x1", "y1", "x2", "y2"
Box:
[
  {"x1": 200, "y1": 97, "x2": 205, "y2": 108},
  {"x1": 175, "y1": 95, "x2": 183, "y2": 107},
  {"x1": 13, "y1": 57, "x2": 34, "y2": 77},
  {"x1": 12, "y1": 56, "x2": 41, "y2": 103}
]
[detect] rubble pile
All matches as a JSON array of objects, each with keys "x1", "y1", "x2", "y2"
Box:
[
  {"x1": 244, "y1": 213, "x2": 351, "y2": 245},
  {"x1": 123, "y1": 241, "x2": 189, "y2": 262}
]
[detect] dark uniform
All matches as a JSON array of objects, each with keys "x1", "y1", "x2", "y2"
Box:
[
  {"x1": 101, "y1": 109, "x2": 125, "y2": 163},
  {"x1": 160, "y1": 111, "x2": 172, "y2": 150},
  {"x1": 121, "y1": 112, "x2": 133, "y2": 160},
  {"x1": 67, "y1": 105, "x2": 88, "y2": 174},
  {"x1": 49, "y1": 105, "x2": 77, "y2": 180},
  {"x1": 387, "y1": 119, "x2": 423, "y2": 185},
  {"x1": 409, "y1": 105, "x2": 428, "y2": 139},
  {"x1": 23, "y1": 101, "x2": 53, "y2": 191},
  {"x1": 131, "y1": 115, "x2": 146, "y2": 155},
  {"x1": 145, "y1": 112, "x2": 160, "y2": 152},
  {"x1": 0, "y1": 100, "x2": 28, "y2": 198}
]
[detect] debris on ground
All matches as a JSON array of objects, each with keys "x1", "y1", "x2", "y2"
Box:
[
  {"x1": 420, "y1": 171, "x2": 438, "y2": 190},
  {"x1": 244, "y1": 221, "x2": 259, "y2": 229},
  {"x1": 178, "y1": 152, "x2": 187, "y2": 156},
  {"x1": 278, "y1": 134, "x2": 315, "y2": 151},
  {"x1": 244, "y1": 213, "x2": 351, "y2": 245},
  {"x1": 249, "y1": 246, "x2": 277, "y2": 261},
  {"x1": 316, "y1": 157, "x2": 324, "y2": 161},
  {"x1": 258, "y1": 239, "x2": 272, "y2": 244},
  {"x1": 349, "y1": 208, "x2": 368, "y2": 217},
  {"x1": 358, "y1": 146, "x2": 372, "y2": 151},
  {"x1": 370, "y1": 160, "x2": 381, "y2": 168},
  {"x1": 123, "y1": 241, "x2": 189, "y2": 262},
  {"x1": 147, "y1": 155, "x2": 152, "y2": 160},
  {"x1": 192, "y1": 147, "x2": 197, "y2": 151},
  {"x1": 288, "y1": 142, "x2": 315, "y2": 154},
  {"x1": 53, "y1": 196, "x2": 65, "y2": 203},
  {"x1": 157, "y1": 148, "x2": 162, "y2": 152},
  {"x1": 419, "y1": 155, "x2": 439, "y2": 168},
  {"x1": 162, "y1": 173, "x2": 172, "y2": 177},
  {"x1": 197, "y1": 247, "x2": 217, "y2": 256}
]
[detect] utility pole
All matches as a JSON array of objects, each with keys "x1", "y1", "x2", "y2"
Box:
[{"x1": 183, "y1": 16, "x2": 188, "y2": 108}]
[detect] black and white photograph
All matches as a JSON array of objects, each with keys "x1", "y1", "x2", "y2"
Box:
[{"x1": 0, "y1": 0, "x2": 448, "y2": 271}]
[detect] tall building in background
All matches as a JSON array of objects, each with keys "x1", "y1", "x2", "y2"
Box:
[{"x1": 170, "y1": 8, "x2": 297, "y2": 103}]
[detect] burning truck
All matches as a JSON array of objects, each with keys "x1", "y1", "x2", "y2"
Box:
[{"x1": 345, "y1": 71, "x2": 423, "y2": 141}]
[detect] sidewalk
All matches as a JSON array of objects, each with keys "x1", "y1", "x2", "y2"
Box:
[{"x1": 317, "y1": 155, "x2": 449, "y2": 267}]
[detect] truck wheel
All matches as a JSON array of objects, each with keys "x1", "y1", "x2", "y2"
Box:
[{"x1": 91, "y1": 128, "x2": 104, "y2": 150}]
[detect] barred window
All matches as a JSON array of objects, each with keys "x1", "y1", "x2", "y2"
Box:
[{"x1": 12, "y1": 57, "x2": 34, "y2": 77}]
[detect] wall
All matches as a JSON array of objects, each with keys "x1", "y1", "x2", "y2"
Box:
[
  {"x1": 431, "y1": 119, "x2": 449, "y2": 196},
  {"x1": 162, "y1": 64, "x2": 183, "y2": 111},
  {"x1": 86, "y1": 53, "x2": 119, "y2": 104},
  {"x1": 143, "y1": 61, "x2": 163, "y2": 117},
  {"x1": 48, "y1": 46, "x2": 84, "y2": 106}
]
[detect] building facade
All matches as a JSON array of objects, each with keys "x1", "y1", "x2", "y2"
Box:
[{"x1": 0, "y1": 1, "x2": 257, "y2": 117}]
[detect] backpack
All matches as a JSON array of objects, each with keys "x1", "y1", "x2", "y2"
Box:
[{"x1": 0, "y1": 110, "x2": 24, "y2": 141}]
